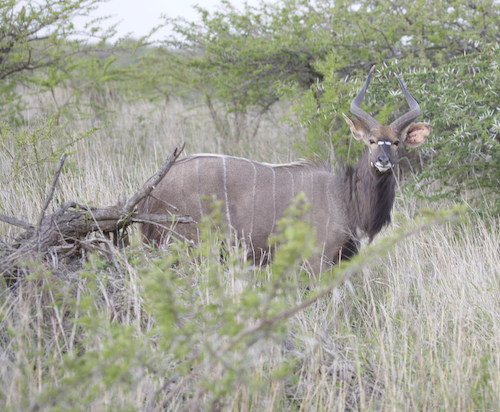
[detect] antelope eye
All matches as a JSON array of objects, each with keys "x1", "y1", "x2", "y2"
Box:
[
  {"x1": 393, "y1": 140, "x2": 400, "y2": 146},
  {"x1": 369, "y1": 139, "x2": 376, "y2": 145}
]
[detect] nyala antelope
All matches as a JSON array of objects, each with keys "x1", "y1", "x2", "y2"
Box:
[{"x1": 138, "y1": 68, "x2": 431, "y2": 274}]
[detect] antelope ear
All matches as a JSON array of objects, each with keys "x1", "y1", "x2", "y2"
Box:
[
  {"x1": 342, "y1": 113, "x2": 370, "y2": 141},
  {"x1": 403, "y1": 123, "x2": 431, "y2": 148}
]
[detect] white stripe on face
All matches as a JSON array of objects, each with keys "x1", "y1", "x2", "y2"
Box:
[{"x1": 377, "y1": 141, "x2": 392, "y2": 145}]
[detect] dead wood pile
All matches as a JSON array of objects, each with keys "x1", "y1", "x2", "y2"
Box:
[{"x1": 0, "y1": 144, "x2": 192, "y2": 280}]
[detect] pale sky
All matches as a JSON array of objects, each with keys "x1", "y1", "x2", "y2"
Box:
[{"x1": 89, "y1": 0, "x2": 264, "y2": 41}]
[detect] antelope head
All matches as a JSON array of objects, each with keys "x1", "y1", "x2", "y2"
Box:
[{"x1": 342, "y1": 67, "x2": 431, "y2": 174}]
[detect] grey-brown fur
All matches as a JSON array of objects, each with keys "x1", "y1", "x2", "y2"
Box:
[
  {"x1": 138, "y1": 68, "x2": 431, "y2": 274},
  {"x1": 139, "y1": 156, "x2": 347, "y2": 272}
]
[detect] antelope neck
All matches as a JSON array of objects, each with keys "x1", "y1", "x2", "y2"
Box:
[{"x1": 346, "y1": 149, "x2": 396, "y2": 241}]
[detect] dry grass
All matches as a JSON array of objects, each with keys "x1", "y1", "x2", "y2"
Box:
[{"x1": 0, "y1": 89, "x2": 499, "y2": 411}]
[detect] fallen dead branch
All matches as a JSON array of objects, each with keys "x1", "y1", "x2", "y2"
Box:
[{"x1": 0, "y1": 144, "x2": 193, "y2": 280}]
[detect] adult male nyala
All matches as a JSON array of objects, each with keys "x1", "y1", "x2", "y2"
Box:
[{"x1": 139, "y1": 67, "x2": 431, "y2": 274}]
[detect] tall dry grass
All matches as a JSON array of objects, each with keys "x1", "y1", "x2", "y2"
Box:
[
  {"x1": 0, "y1": 88, "x2": 499, "y2": 411},
  {"x1": 1, "y1": 86, "x2": 302, "y2": 232}
]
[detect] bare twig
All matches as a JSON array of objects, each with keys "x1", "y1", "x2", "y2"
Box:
[
  {"x1": 36, "y1": 153, "x2": 67, "y2": 233},
  {"x1": 0, "y1": 145, "x2": 191, "y2": 278},
  {"x1": 0, "y1": 214, "x2": 33, "y2": 229},
  {"x1": 132, "y1": 213, "x2": 194, "y2": 225},
  {"x1": 123, "y1": 143, "x2": 185, "y2": 213},
  {"x1": 53, "y1": 201, "x2": 94, "y2": 218}
]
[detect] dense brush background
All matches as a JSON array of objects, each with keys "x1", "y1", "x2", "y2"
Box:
[{"x1": 0, "y1": 1, "x2": 499, "y2": 411}]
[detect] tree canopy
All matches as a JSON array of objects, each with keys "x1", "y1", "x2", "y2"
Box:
[
  {"x1": 1, "y1": 0, "x2": 500, "y2": 209},
  {"x1": 160, "y1": 0, "x2": 500, "y2": 210}
]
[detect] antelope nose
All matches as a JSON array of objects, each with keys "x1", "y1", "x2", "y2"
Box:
[{"x1": 378, "y1": 154, "x2": 390, "y2": 165}]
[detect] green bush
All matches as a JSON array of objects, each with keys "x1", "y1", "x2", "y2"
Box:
[{"x1": 289, "y1": 45, "x2": 500, "y2": 211}]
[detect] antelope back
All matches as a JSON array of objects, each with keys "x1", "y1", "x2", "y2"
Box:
[{"x1": 139, "y1": 154, "x2": 349, "y2": 267}]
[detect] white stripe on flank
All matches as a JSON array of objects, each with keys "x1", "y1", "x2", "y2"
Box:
[
  {"x1": 299, "y1": 169, "x2": 305, "y2": 199},
  {"x1": 222, "y1": 157, "x2": 232, "y2": 229},
  {"x1": 325, "y1": 180, "x2": 332, "y2": 245},
  {"x1": 270, "y1": 167, "x2": 276, "y2": 235},
  {"x1": 244, "y1": 158, "x2": 257, "y2": 238},
  {"x1": 286, "y1": 168, "x2": 295, "y2": 197},
  {"x1": 180, "y1": 163, "x2": 185, "y2": 212},
  {"x1": 309, "y1": 168, "x2": 314, "y2": 206},
  {"x1": 196, "y1": 158, "x2": 203, "y2": 217}
]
